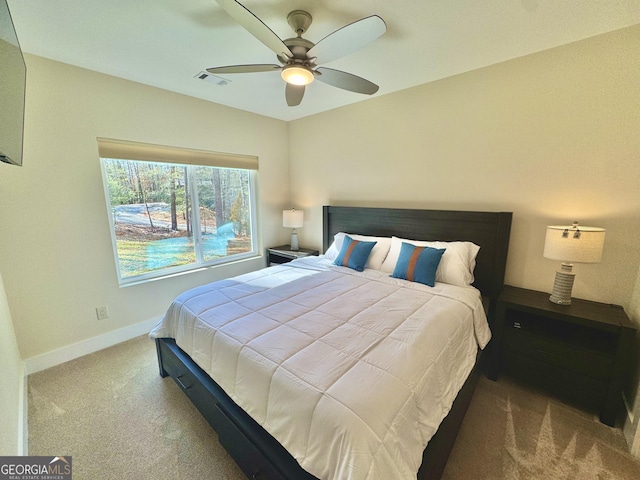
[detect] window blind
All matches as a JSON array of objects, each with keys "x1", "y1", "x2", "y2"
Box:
[{"x1": 97, "y1": 137, "x2": 258, "y2": 170}]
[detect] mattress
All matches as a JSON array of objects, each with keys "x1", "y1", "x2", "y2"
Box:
[{"x1": 150, "y1": 256, "x2": 491, "y2": 479}]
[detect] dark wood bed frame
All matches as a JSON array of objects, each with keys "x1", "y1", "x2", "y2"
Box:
[{"x1": 155, "y1": 206, "x2": 512, "y2": 480}]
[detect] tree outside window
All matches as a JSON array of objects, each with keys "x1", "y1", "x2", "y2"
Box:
[{"x1": 101, "y1": 158, "x2": 257, "y2": 284}]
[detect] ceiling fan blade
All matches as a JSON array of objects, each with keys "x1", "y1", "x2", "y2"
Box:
[
  {"x1": 315, "y1": 67, "x2": 379, "y2": 95},
  {"x1": 216, "y1": 0, "x2": 293, "y2": 58},
  {"x1": 206, "y1": 64, "x2": 281, "y2": 74},
  {"x1": 307, "y1": 15, "x2": 386, "y2": 65},
  {"x1": 285, "y1": 84, "x2": 305, "y2": 107}
]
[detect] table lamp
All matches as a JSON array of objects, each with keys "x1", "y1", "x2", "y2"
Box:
[
  {"x1": 543, "y1": 222, "x2": 605, "y2": 305},
  {"x1": 283, "y1": 209, "x2": 304, "y2": 251}
]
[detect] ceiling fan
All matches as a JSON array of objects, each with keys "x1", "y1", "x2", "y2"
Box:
[{"x1": 206, "y1": 0, "x2": 387, "y2": 107}]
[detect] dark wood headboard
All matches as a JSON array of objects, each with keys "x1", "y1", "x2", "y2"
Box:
[{"x1": 322, "y1": 206, "x2": 512, "y2": 302}]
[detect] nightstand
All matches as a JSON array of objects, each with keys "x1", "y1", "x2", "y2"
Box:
[
  {"x1": 487, "y1": 285, "x2": 635, "y2": 426},
  {"x1": 267, "y1": 245, "x2": 319, "y2": 266}
]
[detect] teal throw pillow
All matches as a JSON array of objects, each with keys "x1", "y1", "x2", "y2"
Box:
[
  {"x1": 392, "y1": 242, "x2": 446, "y2": 287},
  {"x1": 333, "y1": 235, "x2": 377, "y2": 272}
]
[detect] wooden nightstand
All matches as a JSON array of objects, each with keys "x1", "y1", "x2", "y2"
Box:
[
  {"x1": 487, "y1": 285, "x2": 635, "y2": 426},
  {"x1": 267, "y1": 245, "x2": 319, "y2": 266}
]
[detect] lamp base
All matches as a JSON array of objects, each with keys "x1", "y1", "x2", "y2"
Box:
[
  {"x1": 549, "y1": 263, "x2": 575, "y2": 305},
  {"x1": 290, "y1": 231, "x2": 299, "y2": 251}
]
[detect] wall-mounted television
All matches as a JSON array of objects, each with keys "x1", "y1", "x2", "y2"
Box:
[{"x1": 0, "y1": 0, "x2": 26, "y2": 167}]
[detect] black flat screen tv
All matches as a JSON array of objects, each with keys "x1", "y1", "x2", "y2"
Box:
[{"x1": 0, "y1": 0, "x2": 26, "y2": 167}]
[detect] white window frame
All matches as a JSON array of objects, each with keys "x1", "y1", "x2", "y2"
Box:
[{"x1": 98, "y1": 138, "x2": 259, "y2": 285}]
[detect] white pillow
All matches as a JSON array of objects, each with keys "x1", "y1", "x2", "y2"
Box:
[
  {"x1": 323, "y1": 232, "x2": 391, "y2": 271},
  {"x1": 380, "y1": 236, "x2": 480, "y2": 287}
]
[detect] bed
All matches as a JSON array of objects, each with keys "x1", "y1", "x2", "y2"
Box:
[{"x1": 151, "y1": 205, "x2": 512, "y2": 480}]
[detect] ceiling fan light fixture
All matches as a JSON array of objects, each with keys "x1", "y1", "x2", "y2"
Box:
[{"x1": 281, "y1": 65, "x2": 314, "y2": 86}]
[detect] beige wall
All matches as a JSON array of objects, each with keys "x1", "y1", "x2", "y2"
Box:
[
  {"x1": 289, "y1": 25, "x2": 640, "y2": 309},
  {"x1": 625, "y1": 266, "x2": 640, "y2": 453},
  {"x1": 0, "y1": 55, "x2": 290, "y2": 360}
]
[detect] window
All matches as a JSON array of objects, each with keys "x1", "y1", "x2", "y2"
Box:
[{"x1": 98, "y1": 138, "x2": 258, "y2": 284}]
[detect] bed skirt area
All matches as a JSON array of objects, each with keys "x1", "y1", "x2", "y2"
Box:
[{"x1": 155, "y1": 336, "x2": 484, "y2": 480}]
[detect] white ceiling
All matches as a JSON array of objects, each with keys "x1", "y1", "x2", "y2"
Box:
[{"x1": 7, "y1": 0, "x2": 640, "y2": 122}]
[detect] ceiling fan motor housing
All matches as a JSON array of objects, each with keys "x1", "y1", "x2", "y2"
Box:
[{"x1": 278, "y1": 37, "x2": 315, "y2": 65}]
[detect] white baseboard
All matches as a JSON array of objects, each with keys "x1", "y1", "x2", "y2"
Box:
[
  {"x1": 20, "y1": 372, "x2": 27, "y2": 455},
  {"x1": 24, "y1": 318, "x2": 160, "y2": 375}
]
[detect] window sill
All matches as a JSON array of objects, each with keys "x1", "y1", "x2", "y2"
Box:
[{"x1": 118, "y1": 253, "x2": 262, "y2": 287}]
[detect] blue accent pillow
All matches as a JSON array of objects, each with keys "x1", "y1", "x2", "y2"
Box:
[
  {"x1": 333, "y1": 235, "x2": 377, "y2": 272},
  {"x1": 392, "y1": 242, "x2": 446, "y2": 287}
]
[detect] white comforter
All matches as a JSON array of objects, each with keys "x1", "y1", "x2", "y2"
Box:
[{"x1": 150, "y1": 256, "x2": 491, "y2": 480}]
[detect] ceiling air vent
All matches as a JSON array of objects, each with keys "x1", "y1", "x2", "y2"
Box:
[{"x1": 195, "y1": 71, "x2": 230, "y2": 86}]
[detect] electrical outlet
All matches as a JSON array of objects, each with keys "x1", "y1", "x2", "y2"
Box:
[{"x1": 96, "y1": 306, "x2": 109, "y2": 320}]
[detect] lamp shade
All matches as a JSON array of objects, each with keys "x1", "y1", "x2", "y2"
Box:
[
  {"x1": 543, "y1": 224, "x2": 605, "y2": 263},
  {"x1": 283, "y1": 209, "x2": 304, "y2": 229}
]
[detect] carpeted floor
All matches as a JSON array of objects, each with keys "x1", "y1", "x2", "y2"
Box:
[
  {"x1": 441, "y1": 373, "x2": 640, "y2": 480},
  {"x1": 28, "y1": 335, "x2": 640, "y2": 479}
]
